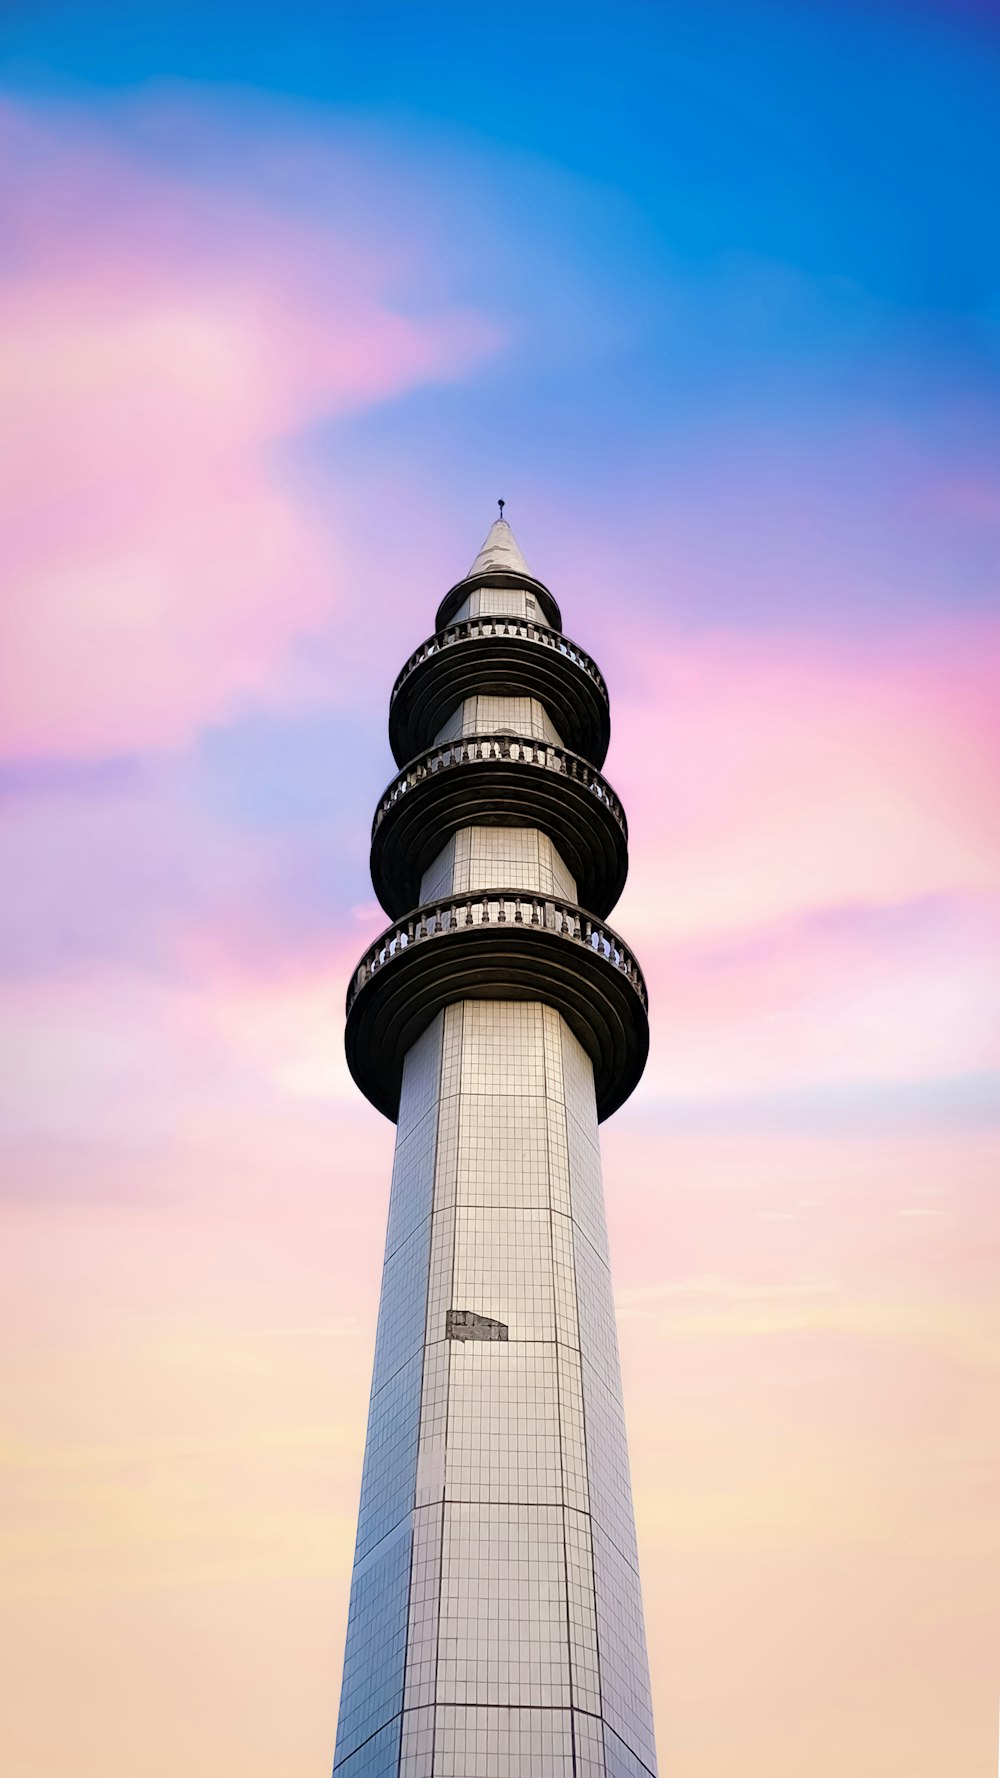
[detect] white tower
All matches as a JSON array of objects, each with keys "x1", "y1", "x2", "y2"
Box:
[{"x1": 335, "y1": 520, "x2": 657, "y2": 1777}]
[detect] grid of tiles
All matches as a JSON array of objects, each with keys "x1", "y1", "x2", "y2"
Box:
[
  {"x1": 352, "y1": 1350, "x2": 422, "y2": 1565},
  {"x1": 418, "y1": 835, "x2": 457, "y2": 904},
  {"x1": 445, "y1": 1344, "x2": 563, "y2": 1504},
  {"x1": 432, "y1": 694, "x2": 564, "y2": 747},
  {"x1": 336, "y1": 1718, "x2": 403, "y2": 1778},
  {"x1": 399, "y1": 1706, "x2": 616, "y2": 1778},
  {"x1": 334, "y1": 1524, "x2": 412, "y2": 1764},
  {"x1": 336, "y1": 998, "x2": 656, "y2": 1774},
  {"x1": 334, "y1": 1023, "x2": 446, "y2": 1770},
  {"x1": 419, "y1": 824, "x2": 577, "y2": 905},
  {"x1": 437, "y1": 1503, "x2": 571, "y2": 1706},
  {"x1": 592, "y1": 1526, "x2": 658, "y2": 1771},
  {"x1": 336, "y1": 994, "x2": 657, "y2": 1773},
  {"x1": 450, "y1": 587, "x2": 541, "y2": 623}
]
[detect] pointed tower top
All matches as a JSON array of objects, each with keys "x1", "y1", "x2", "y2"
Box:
[
  {"x1": 466, "y1": 512, "x2": 532, "y2": 581},
  {"x1": 434, "y1": 510, "x2": 562, "y2": 633}
]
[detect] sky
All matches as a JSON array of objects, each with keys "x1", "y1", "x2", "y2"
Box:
[{"x1": 1, "y1": 2, "x2": 999, "y2": 1773}]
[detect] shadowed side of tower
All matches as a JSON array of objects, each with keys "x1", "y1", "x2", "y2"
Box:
[{"x1": 334, "y1": 520, "x2": 657, "y2": 1778}]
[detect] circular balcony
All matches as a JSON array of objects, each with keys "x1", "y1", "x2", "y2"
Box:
[
  {"x1": 345, "y1": 890, "x2": 649, "y2": 1123},
  {"x1": 435, "y1": 568, "x2": 562, "y2": 633},
  {"x1": 370, "y1": 733, "x2": 629, "y2": 921},
  {"x1": 388, "y1": 617, "x2": 611, "y2": 770}
]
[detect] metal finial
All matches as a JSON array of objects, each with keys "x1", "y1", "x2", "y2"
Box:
[{"x1": 497, "y1": 498, "x2": 505, "y2": 520}]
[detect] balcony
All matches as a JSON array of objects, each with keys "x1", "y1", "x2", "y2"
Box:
[
  {"x1": 434, "y1": 567, "x2": 563, "y2": 633},
  {"x1": 388, "y1": 616, "x2": 611, "y2": 769},
  {"x1": 370, "y1": 732, "x2": 629, "y2": 920},
  {"x1": 345, "y1": 890, "x2": 649, "y2": 1123}
]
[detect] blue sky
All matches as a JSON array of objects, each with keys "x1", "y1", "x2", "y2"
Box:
[{"x1": 12, "y1": 0, "x2": 985, "y2": 629}]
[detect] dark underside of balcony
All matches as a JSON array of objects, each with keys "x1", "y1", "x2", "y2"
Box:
[
  {"x1": 370, "y1": 748, "x2": 628, "y2": 921},
  {"x1": 388, "y1": 625, "x2": 611, "y2": 769},
  {"x1": 345, "y1": 896, "x2": 649, "y2": 1123}
]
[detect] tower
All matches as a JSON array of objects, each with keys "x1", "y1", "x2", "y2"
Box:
[{"x1": 334, "y1": 518, "x2": 657, "y2": 1778}]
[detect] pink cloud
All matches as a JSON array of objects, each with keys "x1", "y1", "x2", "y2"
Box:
[
  {"x1": 0, "y1": 100, "x2": 499, "y2": 760},
  {"x1": 574, "y1": 613, "x2": 1000, "y2": 1106},
  {"x1": 0, "y1": 757, "x2": 361, "y2": 983},
  {"x1": 4, "y1": 595, "x2": 993, "y2": 1126},
  {"x1": 609, "y1": 616, "x2": 1000, "y2": 944},
  {"x1": 639, "y1": 895, "x2": 1000, "y2": 1103}
]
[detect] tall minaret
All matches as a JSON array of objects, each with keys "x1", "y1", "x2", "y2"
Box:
[{"x1": 335, "y1": 518, "x2": 657, "y2": 1778}]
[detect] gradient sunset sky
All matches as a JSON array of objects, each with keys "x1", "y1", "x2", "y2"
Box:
[{"x1": 2, "y1": 3, "x2": 999, "y2": 1774}]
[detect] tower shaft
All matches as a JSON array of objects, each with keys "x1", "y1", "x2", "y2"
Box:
[{"x1": 335, "y1": 528, "x2": 657, "y2": 1777}]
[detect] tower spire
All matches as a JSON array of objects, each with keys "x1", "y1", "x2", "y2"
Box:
[{"x1": 465, "y1": 511, "x2": 531, "y2": 580}]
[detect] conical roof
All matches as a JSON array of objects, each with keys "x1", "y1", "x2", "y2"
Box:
[
  {"x1": 434, "y1": 514, "x2": 562, "y2": 632},
  {"x1": 466, "y1": 518, "x2": 531, "y2": 580}
]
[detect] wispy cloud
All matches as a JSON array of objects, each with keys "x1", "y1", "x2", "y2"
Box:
[{"x1": 0, "y1": 97, "x2": 500, "y2": 761}]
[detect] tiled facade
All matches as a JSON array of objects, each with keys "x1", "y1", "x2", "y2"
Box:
[
  {"x1": 450, "y1": 587, "x2": 545, "y2": 624},
  {"x1": 419, "y1": 819, "x2": 578, "y2": 905},
  {"x1": 335, "y1": 524, "x2": 656, "y2": 1776},
  {"x1": 433, "y1": 694, "x2": 564, "y2": 747}
]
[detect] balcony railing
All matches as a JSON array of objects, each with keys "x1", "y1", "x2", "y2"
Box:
[
  {"x1": 346, "y1": 890, "x2": 648, "y2": 1017},
  {"x1": 371, "y1": 732, "x2": 627, "y2": 842},
  {"x1": 390, "y1": 615, "x2": 608, "y2": 709}
]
